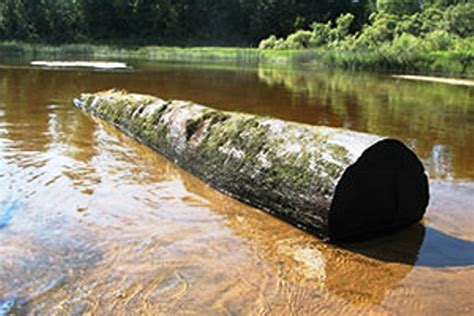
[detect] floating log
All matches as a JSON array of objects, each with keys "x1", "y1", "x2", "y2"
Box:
[{"x1": 73, "y1": 90, "x2": 429, "y2": 242}]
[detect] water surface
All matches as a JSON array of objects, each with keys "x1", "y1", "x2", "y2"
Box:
[{"x1": 0, "y1": 59, "x2": 473, "y2": 315}]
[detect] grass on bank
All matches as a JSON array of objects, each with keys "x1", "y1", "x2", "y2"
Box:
[
  {"x1": 0, "y1": 41, "x2": 291, "y2": 63},
  {"x1": 0, "y1": 41, "x2": 472, "y2": 77}
]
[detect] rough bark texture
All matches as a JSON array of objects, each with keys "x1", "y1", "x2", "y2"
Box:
[{"x1": 73, "y1": 90, "x2": 429, "y2": 242}]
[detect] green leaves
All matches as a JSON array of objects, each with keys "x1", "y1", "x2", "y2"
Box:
[
  {"x1": 445, "y1": 2, "x2": 474, "y2": 37},
  {"x1": 0, "y1": 0, "x2": 360, "y2": 45},
  {"x1": 0, "y1": 0, "x2": 471, "y2": 49},
  {"x1": 377, "y1": 0, "x2": 421, "y2": 16},
  {"x1": 257, "y1": 1, "x2": 472, "y2": 76}
]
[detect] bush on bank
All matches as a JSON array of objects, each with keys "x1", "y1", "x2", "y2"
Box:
[{"x1": 259, "y1": 3, "x2": 474, "y2": 75}]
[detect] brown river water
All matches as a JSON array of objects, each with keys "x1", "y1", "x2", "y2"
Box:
[{"x1": 0, "y1": 59, "x2": 473, "y2": 315}]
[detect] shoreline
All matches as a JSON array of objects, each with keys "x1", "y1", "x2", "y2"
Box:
[{"x1": 1, "y1": 42, "x2": 473, "y2": 79}]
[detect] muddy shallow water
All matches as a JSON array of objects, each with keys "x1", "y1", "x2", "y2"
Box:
[{"x1": 0, "y1": 60, "x2": 473, "y2": 315}]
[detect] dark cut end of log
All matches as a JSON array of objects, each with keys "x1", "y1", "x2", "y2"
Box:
[{"x1": 329, "y1": 139, "x2": 429, "y2": 242}]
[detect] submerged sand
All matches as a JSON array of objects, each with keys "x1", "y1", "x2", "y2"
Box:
[
  {"x1": 393, "y1": 75, "x2": 474, "y2": 86},
  {"x1": 31, "y1": 61, "x2": 128, "y2": 69}
]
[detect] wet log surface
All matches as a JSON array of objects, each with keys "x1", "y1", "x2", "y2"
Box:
[{"x1": 73, "y1": 90, "x2": 429, "y2": 242}]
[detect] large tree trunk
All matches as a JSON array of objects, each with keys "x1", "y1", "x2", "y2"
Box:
[{"x1": 73, "y1": 90, "x2": 429, "y2": 242}]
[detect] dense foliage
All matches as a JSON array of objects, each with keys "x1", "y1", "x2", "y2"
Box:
[
  {"x1": 0, "y1": 0, "x2": 472, "y2": 75},
  {"x1": 0, "y1": 0, "x2": 368, "y2": 45},
  {"x1": 259, "y1": 1, "x2": 474, "y2": 74}
]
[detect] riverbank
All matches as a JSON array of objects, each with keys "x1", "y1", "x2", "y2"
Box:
[
  {"x1": 1, "y1": 41, "x2": 473, "y2": 78},
  {"x1": 0, "y1": 42, "x2": 297, "y2": 64}
]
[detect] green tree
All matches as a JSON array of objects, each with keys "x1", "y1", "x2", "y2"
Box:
[
  {"x1": 331, "y1": 13, "x2": 355, "y2": 41},
  {"x1": 284, "y1": 29, "x2": 313, "y2": 49},
  {"x1": 355, "y1": 12, "x2": 400, "y2": 49},
  {"x1": 423, "y1": 0, "x2": 470, "y2": 9},
  {"x1": 445, "y1": 2, "x2": 474, "y2": 37},
  {"x1": 309, "y1": 21, "x2": 332, "y2": 47},
  {"x1": 377, "y1": 0, "x2": 421, "y2": 15}
]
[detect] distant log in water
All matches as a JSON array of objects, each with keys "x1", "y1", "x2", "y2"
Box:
[{"x1": 73, "y1": 90, "x2": 429, "y2": 242}]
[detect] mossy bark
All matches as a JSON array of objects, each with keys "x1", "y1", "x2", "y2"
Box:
[{"x1": 73, "y1": 90, "x2": 429, "y2": 242}]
